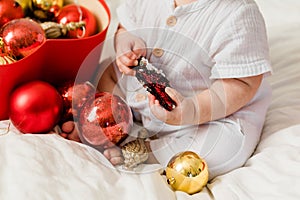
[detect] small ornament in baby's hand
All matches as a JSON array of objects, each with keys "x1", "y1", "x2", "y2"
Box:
[
  {"x1": 133, "y1": 57, "x2": 177, "y2": 111},
  {"x1": 165, "y1": 151, "x2": 209, "y2": 194}
]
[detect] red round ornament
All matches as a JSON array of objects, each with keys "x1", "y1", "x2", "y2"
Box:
[
  {"x1": 78, "y1": 92, "x2": 133, "y2": 150},
  {"x1": 9, "y1": 80, "x2": 63, "y2": 134},
  {"x1": 0, "y1": 18, "x2": 46, "y2": 59},
  {"x1": 0, "y1": 0, "x2": 24, "y2": 27},
  {"x1": 55, "y1": 4, "x2": 98, "y2": 38},
  {"x1": 57, "y1": 81, "x2": 96, "y2": 124}
]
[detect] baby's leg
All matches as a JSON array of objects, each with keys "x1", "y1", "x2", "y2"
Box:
[{"x1": 149, "y1": 119, "x2": 258, "y2": 180}]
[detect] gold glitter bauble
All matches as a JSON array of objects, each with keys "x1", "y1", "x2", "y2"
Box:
[{"x1": 166, "y1": 151, "x2": 209, "y2": 194}]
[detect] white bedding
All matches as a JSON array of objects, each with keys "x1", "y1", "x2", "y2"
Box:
[{"x1": 1, "y1": 0, "x2": 300, "y2": 199}]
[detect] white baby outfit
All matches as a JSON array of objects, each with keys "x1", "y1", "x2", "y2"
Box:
[{"x1": 116, "y1": 0, "x2": 272, "y2": 179}]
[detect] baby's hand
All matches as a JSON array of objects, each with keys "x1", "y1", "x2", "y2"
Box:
[
  {"x1": 149, "y1": 87, "x2": 199, "y2": 125},
  {"x1": 114, "y1": 26, "x2": 146, "y2": 76},
  {"x1": 103, "y1": 147, "x2": 124, "y2": 166},
  {"x1": 59, "y1": 121, "x2": 81, "y2": 142}
]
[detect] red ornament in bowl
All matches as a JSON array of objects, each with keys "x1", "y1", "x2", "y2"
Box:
[
  {"x1": 0, "y1": 18, "x2": 46, "y2": 59},
  {"x1": 78, "y1": 92, "x2": 133, "y2": 150},
  {"x1": 9, "y1": 80, "x2": 63, "y2": 134},
  {"x1": 0, "y1": 0, "x2": 111, "y2": 121},
  {"x1": 0, "y1": 0, "x2": 24, "y2": 27},
  {"x1": 55, "y1": 4, "x2": 98, "y2": 38}
]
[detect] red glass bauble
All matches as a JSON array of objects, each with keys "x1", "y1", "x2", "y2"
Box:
[
  {"x1": 9, "y1": 80, "x2": 63, "y2": 134},
  {"x1": 55, "y1": 4, "x2": 98, "y2": 38},
  {"x1": 78, "y1": 92, "x2": 133, "y2": 150},
  {"x1": 0, "y1": 18, "x2": 46, "y2": 59},
  {"x1": 0, "y1": 0, "x2": 24, "y2": 27},
  {"x1": 57, "y1": 81, "x2": 96, "y2": 124}
]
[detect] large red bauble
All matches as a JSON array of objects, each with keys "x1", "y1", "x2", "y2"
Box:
[
  {"x1": 78, "y1": 92, "x2": 133, "y2": 150},
  {"x1": 57, "y1": 81, "x2": 96, "y2": 124},
  {"x1": 0, "y1": 18, "x2": 46, "y2": 59},
  {"x1": 9, "y1": 80, "x2": 63, "y2": 134},
  {"x1": 55, "y1": 4, "x2": 98, "y2": 38},
  {"x1": 0, "y1": 0, "x2": 24, "y2": 27}
]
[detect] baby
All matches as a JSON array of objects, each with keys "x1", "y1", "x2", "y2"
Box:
[{"x1": 61, "y1": 0, "x2": 272, "y2": 179}]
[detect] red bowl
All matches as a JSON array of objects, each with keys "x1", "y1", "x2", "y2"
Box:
[{"x1": 0, "y1": 0, "x2": 110, "y2": 120}]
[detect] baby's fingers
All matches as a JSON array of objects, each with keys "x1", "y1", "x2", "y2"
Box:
[
  {"x1": 148, "y1": 93, "x2": 168, "y2": 121},
  {"x1": 116, "y1": 58, "x2": 136, "y2": 76},
  {"x1": 165, "y1": 87, "x2": 184, "y2": 105},
  {"x1": 132, "y1": 47, "x2": 146, "y2": 59},
  {"x1": 119, "y1": 54, "x2": 138, "y2": 67}
]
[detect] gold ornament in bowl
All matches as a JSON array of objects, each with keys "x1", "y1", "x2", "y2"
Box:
[
  {"x1": 16, "y1": 0, "x2": 32, "y2": 14},
  {"x1": 31, "y1": 0, "x2": 64, "y2": 20},
  {"x1": 31, "y1": 0, "x2": 64, "y2": 10},
  {"x1": 165, "y1": 151, "x2": 209, "y2": 194}
]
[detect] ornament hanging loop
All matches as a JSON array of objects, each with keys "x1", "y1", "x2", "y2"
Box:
[
  {"x1": 0, "y1": 122, "x2": 10, "y2": 136},
  {"x1": 66, "y1": 21, "x2": 86, "y2": 39}
]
